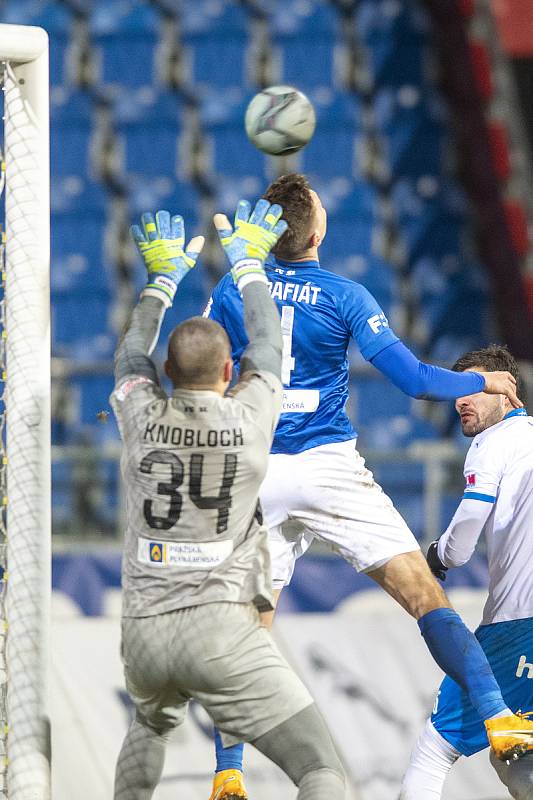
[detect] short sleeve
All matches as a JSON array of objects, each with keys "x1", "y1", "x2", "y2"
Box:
[
  {"x1": 462, "y1": 436, "x2": 504, "y2": 504},
  {"x1": 340, "y1": 283, "x2": 399, "y2": 361},
  {"x1": 228, "y1": 370, "x2": 282, "y2": 439},
  {"x1": 110, "y1": 375, "x2": 165, "y2": 442}
]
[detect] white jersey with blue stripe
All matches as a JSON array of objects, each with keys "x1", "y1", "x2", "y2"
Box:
[
  {"x1": 438, "y1": 409, "x2": 533, "y2": 624},
  {"x1": 204, "y1": 256, "x2": 399, "y2": 455}
]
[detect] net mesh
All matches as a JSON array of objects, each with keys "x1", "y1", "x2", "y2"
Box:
[
  {"x1": 0, "y1": 66, "x2": 7, "y2": 800},
  {"x1": 1, "y1": 48, "x2": 50, "y2": 798}
]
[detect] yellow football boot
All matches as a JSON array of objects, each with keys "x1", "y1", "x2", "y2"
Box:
[
  {"x1": 208, "y1": 769, "x2": 248, "y2": 800},
  {"x1": 485, "y1": 711, "x2": 533, "y2": 762}
]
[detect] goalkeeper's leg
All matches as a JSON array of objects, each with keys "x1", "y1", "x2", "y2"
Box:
[
  {"x1": 251, "y1": 704, "x2": 345, "y2": 800},
  {"x1": 114, "y1": 710, "x2": 176, "y2": 800},
  {"x1": 210, "y1": 587, "x2": 283, "y2": 800},
  {"x1": 490, "y1": 750, "x2": 533, "y2": 800}
]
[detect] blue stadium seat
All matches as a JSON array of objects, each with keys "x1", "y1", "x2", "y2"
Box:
[
  {"x1": 50, "y1": 89, "x2": 96, "y2": 178},
  {"x1": 89, "y1": 0, "x2": 161, "y2": 92},
  {"x1": 181, "y1": 0, "x2": 251, "y2": 90},
  {"x1": 113, "y1": 89, "x2": 186, "y2": 181},
  {"x1": 0, "y1": 0, "x2": 73, "y2": 87},
  {"x1": 72, "y1": 374, "x2": 116, "y2": 425},
  {"x1": 51, "y1": 178, "x2": 111, "y2": 295},
  {"x1": 354, "y1": 0, "x2": 430, "y2": 89},
  {"x1": 209, "y1": 175, "x2": 265, "y2": 222},
  {"x1": 126, "y1": 176, "x2": 200, "y2": 223},
  {"x1": 52, "y1": 461, "x2": 75, "y2": 525},
  {"x1": 200, "y1": 89, "x2": 270, "y2": 179},
  {"x1": 269, "y1": 0, "x2": 343, "y2": 90},
  {"x1": 374, "y1": 87, "x2": 448, "y2": 180},
  {"x1": 410, "y1": 256, "x2": 489, "y2": 347},
  {"x1": 52, "y1": 291, "x2": 112, "y2": 354},
  {"x1": 299, "y1": 91, "x2": 363, "y2": 179},
  {"x1": 391, "y1": 177, "x2": 467, "y2": 266}
]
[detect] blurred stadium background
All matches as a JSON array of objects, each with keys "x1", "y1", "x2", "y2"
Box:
[{"x1": 2, "y1": 0, "x2": 533, "y2": 797}]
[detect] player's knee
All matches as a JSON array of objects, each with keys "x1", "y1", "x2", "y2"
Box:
[
  {"x1": 136, "y1": 709, "x2": 177, "y2": 740},
  {"x1": 398, "y1": 561, "x2": 449, "y2": 619}
]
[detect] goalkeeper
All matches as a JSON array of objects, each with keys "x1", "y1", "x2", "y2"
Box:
[{"x1": 110, "y1": 200, "x2": 346, "y2": 800}]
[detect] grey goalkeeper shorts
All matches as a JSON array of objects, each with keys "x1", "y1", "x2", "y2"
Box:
[{"x1": 121, "y1": 602, "x2": 313, "y2": 746}]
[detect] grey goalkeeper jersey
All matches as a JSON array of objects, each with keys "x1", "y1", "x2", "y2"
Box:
[{"x1": 111, "y1": 370, "x2": 282, "y2": 618}]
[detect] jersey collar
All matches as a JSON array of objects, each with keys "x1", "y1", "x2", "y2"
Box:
[
  {"x1": 271, "y1": 257, "x2": 320, "y2": 270},
  {"x1": 503, "y1": 408, "x2": 528, "y2": 419}
]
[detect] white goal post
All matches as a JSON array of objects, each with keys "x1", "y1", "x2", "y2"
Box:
[{"x1": 0, "y1": 23, "x2": 51, "y2": 800}]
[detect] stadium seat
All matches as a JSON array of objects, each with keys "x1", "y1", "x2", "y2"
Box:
[
  {"x1": 504, "y1": 199, "x2": 529, "y2": 258},
  {"x1": 52, "y1": 290, "x2": 112, "y2": 354},
  {"x1": 299, "y1": 90, "x2": 364, "y2": 179},
  {"x1": 0, "y1": 0, "x2": 74, "y2": 87},
  {"x1": 390, "y1": 177, "x2": 467, "y2": 267},
  {"x1": 50, "y1": 88, "x2": 97, "y2": 178},
  {"x1": 199, "y1": 89, "x2": 270, "y2": 179},
  {"x1": 51, "y1": 178, "x2": 111, "y2": 295},
  {"x1": 354, "y1": 0, "x2": 431, "y2": 89},
  {"x1": 374, "y1": 86, "x2": 448, "y2": 181},
  {"x1": 269, "y1": 0, "x2": 344, "y2": 90},
  {"x1": 52, "y1": 461, "x2": 75, "y2": 526},
  {"x1": 488, "y1": 120, "x2": 511, "y2": 181},
  {"x1": 469, "y1": 40, "x2": 493, "y2": 103},
  {"x1": 410, "y1": 256, "x2": 489, "y2": 347},
  {"x1": 125, "y1": 176, "x2": 200, "y2": 224},
  {"x1": 181, "y1": 0, "x2": 251, "y2": 90},
  {"x1": 71, "y1": 374, "x2": 115, "y2": 426},
  {"x1": 113, "y1": 88, "x2": 187, "y2": 181},
  {"x1": 89, "y1": 0, "x2": 162, "y2": 92}
]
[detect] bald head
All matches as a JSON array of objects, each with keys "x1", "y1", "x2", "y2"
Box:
[{"x1": 166, "y1": 317, "x2": 232, "y2": 389}]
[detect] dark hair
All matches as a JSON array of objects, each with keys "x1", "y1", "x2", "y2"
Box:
[
  {"x1": 453, "y1": 344, "x2": 526, "y2": 403},
  {"x1": 167, "y1": 316, "x2": 230, "y2": 387},
  {"x1": 263, "y1": 173, "x2": 315, "y2": 260}
]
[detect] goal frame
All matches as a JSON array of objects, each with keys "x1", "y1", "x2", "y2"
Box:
[{"x1": 0, "y1": 23, "x2": 51, "y2": 800}]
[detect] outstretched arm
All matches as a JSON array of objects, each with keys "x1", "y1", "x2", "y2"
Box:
[
  {"x1": 371, "y1": 340, "x2": 521, "y2": 407},
  {"x1": 113, "y1": 210, "x2": 204, "y2": 386},
  {"x1": 213, "y1": 198, "x2": 286, "y2": 379}
]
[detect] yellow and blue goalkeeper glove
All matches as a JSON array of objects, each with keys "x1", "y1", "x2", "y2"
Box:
[
  {"x1": 131, "y1": 210, "x2": 205, "y2": 307},
  {"x1": 214, "y1": 198, "x2": 287, "y2": 293}
]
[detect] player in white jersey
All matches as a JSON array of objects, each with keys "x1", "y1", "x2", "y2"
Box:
[
  {"x1": 400, "y1": 345, "x2": 533, "y2": 800},
  {"x1": 205, "y1": 173, "x2": 533, "y2": 798},
  {"x1": 111, "y1": 200, "x2": 346, "y2": 800}
]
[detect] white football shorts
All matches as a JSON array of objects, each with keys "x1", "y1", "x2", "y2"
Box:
[{"x1": 260, "y1": 439, "x2": 420, "y2": 587}]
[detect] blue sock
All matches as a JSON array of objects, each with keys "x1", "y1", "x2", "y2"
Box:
[
  {"x1": 214, "y1": 728, "x2": 244, "y2": 773},
  {"x1": 418, "y1": 608, "x2": 506, "y2": 721}
]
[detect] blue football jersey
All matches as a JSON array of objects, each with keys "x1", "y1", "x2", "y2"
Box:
[{"x1": 204, "y1": 256, "x2": 399, "y2": 454}]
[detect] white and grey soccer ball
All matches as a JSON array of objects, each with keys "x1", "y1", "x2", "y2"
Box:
[{"x1": 245, "y1": 85, "x2": 316, "y2": 156}]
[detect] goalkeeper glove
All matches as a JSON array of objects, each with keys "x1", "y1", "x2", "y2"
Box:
[
  {"x1": 213, "y1": 198, "x2": 287, "y2": 293},
  {"x1": 131, "y1": 210, "x2": 205, "y2": 307},
  {"x1": 426, "y1": 540, "x2": 448, "y2": 581}
]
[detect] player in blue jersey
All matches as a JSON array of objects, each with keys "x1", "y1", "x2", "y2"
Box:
[
  {"x1": 203, "y1": 174, "x2": 533, "y2": 800},
  {"x1": 401, "y1": 345, "x2": 533, "y2": 800}
]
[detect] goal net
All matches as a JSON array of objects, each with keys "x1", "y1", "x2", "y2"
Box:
[{"x1": 0, "y1": 24, "x2": 51, "y2": 800}]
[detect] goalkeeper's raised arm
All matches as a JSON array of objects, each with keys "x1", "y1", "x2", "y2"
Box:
[
  {"x1": 114, "y1": 210, "x2": 204, "y2": 386},
  {"x1": 213, "y1": 198, "x2": 286, "y2": 382}
]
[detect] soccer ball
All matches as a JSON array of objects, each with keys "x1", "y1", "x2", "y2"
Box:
[{"x1": 244, "y1": 85, "x2": 316, "y2": 156}]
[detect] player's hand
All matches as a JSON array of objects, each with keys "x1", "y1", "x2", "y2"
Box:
[
  {"x1": 213, "y1": 199, "x2": 287, "y2": 291},
  {"x1": 132, "y1": 210, "x2": 205, "y2": 308},
  {"x1": 478, "y1": 371, "x2": 523, "y2": 409},
  {"x1": 426, "y1": 541, "x2": 448, "y2": 581}
]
